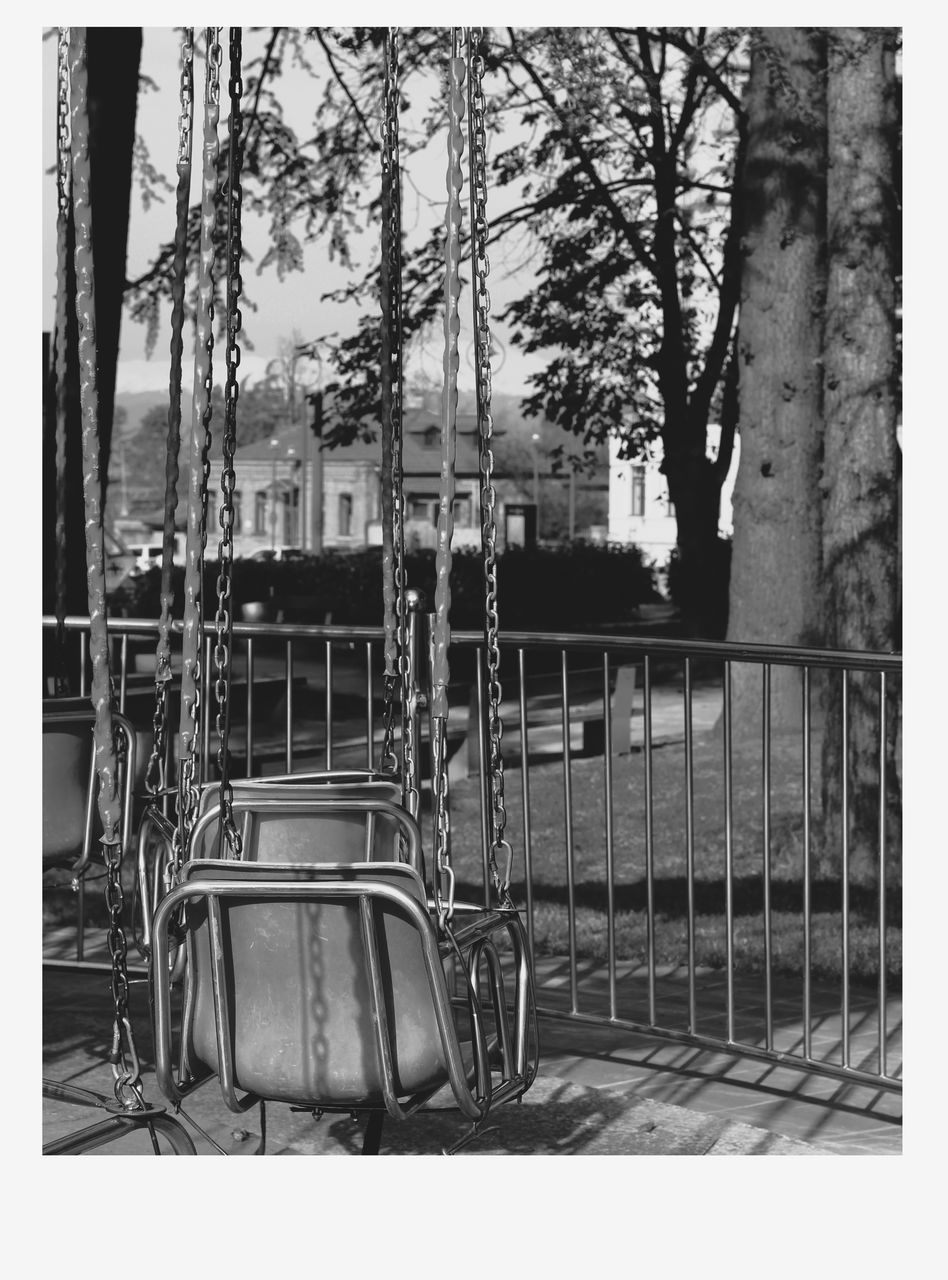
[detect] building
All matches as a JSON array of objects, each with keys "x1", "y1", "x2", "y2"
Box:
[
  {"x1": 191, "y1": 390, "x2": 553, "y2": 558},
  {"x1": 608, "y1": 425, "x2": 740, "y2": 574}
]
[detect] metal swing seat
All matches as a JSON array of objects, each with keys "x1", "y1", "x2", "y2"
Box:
[{"x1": 129, "y1": 26, "x2": 538, "y2": 1153}]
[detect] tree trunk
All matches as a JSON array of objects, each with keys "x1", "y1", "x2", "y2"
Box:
[
  {"x1": 820, "y1": 28, "x2": 901, "y2": 884},
  {"x1": 726, "y1": 29, "x2": 827, "y2": 738},
  {"x1": 43, "y1": 28, "x2": 142, "y2": 689}
]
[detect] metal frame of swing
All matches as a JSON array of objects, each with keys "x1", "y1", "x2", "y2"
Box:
[{"x1": 131, "y1": 26, "x2": 538, "y2": 1152}]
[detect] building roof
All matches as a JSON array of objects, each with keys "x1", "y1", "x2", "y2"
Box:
[{"x1": 230, "y1": 401, "x2": 491, "y2": 477}]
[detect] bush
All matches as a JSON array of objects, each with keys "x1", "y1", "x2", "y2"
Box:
[{"x1": 110, "y1": 543, "x2": 660, "y2": 633}]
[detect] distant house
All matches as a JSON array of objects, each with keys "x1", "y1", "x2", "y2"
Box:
[
  {"x1": 194, "y1": 389, "x2": 557, "y2": 558},
  {"x1": 608, "y1": 426, "x2": 740, "y2": 572}
]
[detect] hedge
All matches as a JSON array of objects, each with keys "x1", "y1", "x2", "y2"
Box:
[{"x1": 111, "y1": 543, "x2": 661, "y2": 632}]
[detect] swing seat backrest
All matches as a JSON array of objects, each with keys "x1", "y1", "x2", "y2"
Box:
[
  {"x1": 191, "y1": 781, "x2": 410, "y2": 869},
  {"x1": 167, "y1": 859, "x2": 469, "y2": 1112},
  {"x1": 42, "y1": 709, "x2": 136, "y2": 870}
]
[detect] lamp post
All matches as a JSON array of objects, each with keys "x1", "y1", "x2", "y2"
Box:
[
  {"x1": 530, "y1": 432, "x2": 541, "y2": 540},
  {"x1": 269, "y1": 437, "x2": 279, "y2": 550}
]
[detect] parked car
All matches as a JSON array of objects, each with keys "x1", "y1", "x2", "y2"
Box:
[{"x1": 249, "y1": 547, "x2": 309, "y2": 563}]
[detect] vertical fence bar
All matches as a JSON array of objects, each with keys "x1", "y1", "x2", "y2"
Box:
[
  {"x1": 841, "y1": 670, "x2": 850, "y2": 1068},
  {"x1": 878, "y1": 670, "x2": 888, "y2": 1077},
  {"x1": 79, "y1": 631, "x2": 87, "y2": 698},
  {"x1": 723, "y1": 661, "x2": 735, "y2": 1044},
  {"x1": 475, "y1": 652, "x2": 491, "y2": 907},
  {"x1": 325, "y1": 640, "x2": 334, "y2": 771},
  {"x1": 802, "y1": 667, "x2": 812, "y2": 1059},
  {"x1": 245, "y1": 637, "x2": 254, "y2": 777},
  {"x1": 365, "y1": 641, "x2": 374, "y2": 770},
  {"x1": 285, "y1": 639, "x2": 293, "y2": 774},
  {"x1": 762, "y1": 662, "x2": 773, "y2": 1050},
  {"x1": 603, "y1": 652, "x2": 617, "y2": 1021},
  {"x1": 561, "y1": 649, "x2": 578, "y2": 1013},
  {"x1": 518, "y1": 648, "x2": 535, "y2": 966},
  {"x1": 644, "y1": 654, "x2": 656, "y2": 1026},
  {"x1": 683, "y1": 656, "x2": 696, "y2": 1032},
  {"x1": 118, "y1": 633, "x2": 128, "y2": 713}
]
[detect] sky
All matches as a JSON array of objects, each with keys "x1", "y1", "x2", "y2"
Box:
[{"x1": 41, "y1": 25, "x2": 547, "y2": 399}]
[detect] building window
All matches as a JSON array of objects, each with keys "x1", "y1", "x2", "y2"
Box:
[
  {"x1": 409, "y1": 496, "x2": 438, "y2": 524},
  {"x1": 423, "y1": 425, "x2": 439, "y2": 449},
  {"x1": 338, "y1": 493, "x2": 353, "y2": 538},
  {"x1": 254, "y1": 490, "x2": 268, "y2": 535},
  {"x1": 630, "y1": 465, "x2": 646, "y2": 517},
  {"x1": 233, "y1": 490, "x2": 242, "y2": 532},
  {"x1": 453, "y1": 495, "x2": 472, "y2": 527}
]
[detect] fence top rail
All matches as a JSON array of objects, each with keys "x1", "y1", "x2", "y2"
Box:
[{"x1": 43, "y1": 615, "x2": 902, "y2": 673}]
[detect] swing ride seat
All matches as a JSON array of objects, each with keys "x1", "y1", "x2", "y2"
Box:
[
  {"x1": 151, "y1": 843, "x2": 537, "y2": 1122},
  {"x1": 190, "y1": 791, "x2": 421, "y2": 869},
  {"x1": 134, "y1": 774, "x2": 407, "y2": 959},
  {"x1": 43, "y1": 707, "x2": 137, "y2": 873}
]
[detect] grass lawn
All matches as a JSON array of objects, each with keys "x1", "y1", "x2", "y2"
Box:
[{"x1": 446, "y1": 726, "x2": 901, "y2": 989}]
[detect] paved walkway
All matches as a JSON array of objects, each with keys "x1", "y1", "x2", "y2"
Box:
[{"x1": 42, "y1": 956, "x2": 900, "y2": 1156}]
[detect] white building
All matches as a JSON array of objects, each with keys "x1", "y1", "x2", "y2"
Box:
[{"x1": 608, "y1": 426, "x2": 740, "y2": 574}]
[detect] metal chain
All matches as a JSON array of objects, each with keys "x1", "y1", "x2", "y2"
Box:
[
  {"x1": 146, "y1": 26, "x2": 194, "y2": 797},
  {"x1": 176, "y1": 27, "x2": 220, "y2": 854},
  {"x1": 52, "y1": 27, "x2": 71, "y2": 695},
  {"x1": 431, "y1": 28, "x2": 467, "y2": 926},
  {"x1": 69, "y1": 28, "x2": 145, "y2": 1110},
  {"x1": 379, "y1": 27, "x2": 408, "y2": 780},
  {"x1": 468, "y1": 27, "x2": 513, "y2": 908},
  {"x1": 213, "y1": 26, "x2": 244, "y2": 859}
]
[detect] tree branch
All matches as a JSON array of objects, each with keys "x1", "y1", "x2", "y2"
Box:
[
  {"x1": 313, "y1": 27, "x2": 378, "y2": 151},
  {"x1": 506, "y1": 26, "x2": 656, "y2": 274}
]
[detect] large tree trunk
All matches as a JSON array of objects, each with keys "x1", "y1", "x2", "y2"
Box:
[
  {"x1": 726, "y1": 29, "x2": 827, "y2": 737},
  {"x1": 43, "y1": 28, "x2": 142, "y2": 689},
  {"x1": 820, "y1": 28, "x2": 901, "y2": 884}
]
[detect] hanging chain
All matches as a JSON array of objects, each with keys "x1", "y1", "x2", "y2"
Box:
[
  {"x1": 52, "y1": 27, "x2": 72, "y2": 695},
  {"x1": 213, "y1": 26, "x2": 244, "y2": 859},
  {"x1": 175, "y1": 27, "x2": 221, "y2": 860},
  {"x1": 379, "y1": 26, "x2": 408, "y2": 780},
  {"x1": 146, "y1": 26, "x2": 194, "y2": 797},
  {"x1": 431, "y1": 28, "x2": 467, "y2": 926},
  {"x1": 69, "y1": 28, "x2": 145, "y2": 1110},
  {"x1": 468, "y1": 28, "x2": 513, "y2": 908}
]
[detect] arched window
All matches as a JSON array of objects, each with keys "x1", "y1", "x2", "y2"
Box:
[{"x1": 254, "y1": 490, "x2": 268, "y2": 535}]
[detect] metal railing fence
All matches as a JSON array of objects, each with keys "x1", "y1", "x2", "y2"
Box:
[{"x1": 43, "y1": 614, "x2": 902, "y2": 1094}]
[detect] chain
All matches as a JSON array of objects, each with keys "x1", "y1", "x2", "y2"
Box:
[
  {"x1": 432, "y1": 717, "x2": 455, "y2": 926},
  {"x1": 176, "y1": 27, "x2": 195, "y2": 172},
  {"x1": 147, "y1": 27, "x2": 194, "y2": 797},
  {"x1": 468, "y1": 28, "x2": 513, "y2": 908},
  {"x1": 69, "y1": 28, "x2": 145, "y2": 1110},
  {"x1": 176, "y1": 27, "x2": 221, "y2": 851},
  {"x1": 212, "y1": 27, "x2": 243, "y2": 859},
  {"x1": 431, "y1": 29, "x2": 467, "y2": 925},
  {"x1": 379, "y1": 27, "x2": 408, "y2": 780},
  {"x1": 52, "y1": 28, "x2": 71, "y2": 695}
]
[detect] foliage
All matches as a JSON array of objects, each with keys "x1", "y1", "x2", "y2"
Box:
[
  {"x1": 123, "y1": 27, "x2": 748, "y2": 570},
  {"x1": 113, "y1": 378, "x2": 300, "y2": 515},
  {"x1": 111, "y1": 543, "x2": 659, "y2": 629}
]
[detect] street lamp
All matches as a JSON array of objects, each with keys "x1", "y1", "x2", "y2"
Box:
[
  {"x1": 530, "y1": 432, "x2": 541, "y2": 539},
  {"x1": 269, "y1": 437, "x2": 279, "y2": 550}
]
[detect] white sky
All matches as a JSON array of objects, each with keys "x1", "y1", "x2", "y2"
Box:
[{"x1": 41, "y1": 25, "x2": 546, "y2": 397}]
